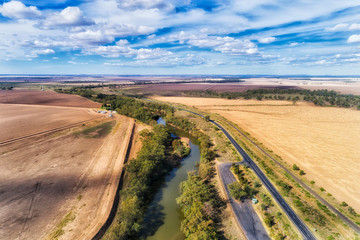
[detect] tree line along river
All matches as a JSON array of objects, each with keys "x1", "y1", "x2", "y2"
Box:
[{"x1": 140, "y1": 118, "x2": 201, "y2": 240}]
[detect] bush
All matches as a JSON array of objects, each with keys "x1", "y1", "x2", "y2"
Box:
[
  {"x1": 299, "y1": 170, "x2": 305, "y2": 175},
  {"x1": 254, "y1": 181, "x2": 262, "y2": 188},
  {"x1": 292, "y1": 164, "x2": 300, "y2": 171},
  {"x1": 340, "y1": 201, "x2": 348, "y2": 207},
  {"x1": 264, "y1": 213, "x2": 275, "y2": 227},
  {"x1": 348, "y1": 207, "x2": 357, "y2": 216}
]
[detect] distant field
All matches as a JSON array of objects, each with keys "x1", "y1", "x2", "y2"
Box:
[
  {"x1": 0, "y1": 90, "x2": 101, "y2": 108},
  {"x1": 122, "y1": 83, "x2": 298, "y2": 95},
  {"x1": 153, "y1": 96, "x2": 360, "y2": 212}
]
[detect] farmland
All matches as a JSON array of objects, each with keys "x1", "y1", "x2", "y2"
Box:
[
  {"x1": 0, "y1": 90, "x2": 136, "y2": 240},
  {"x1": 152, "y1": 96, "x2": 360, "y2": 213},
  {"x1": 0, "y1": 90, "x2": 101, "y2": 108}
]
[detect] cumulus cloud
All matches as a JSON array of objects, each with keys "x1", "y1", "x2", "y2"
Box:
[
  {"x1": 0, "y1": 1, "x2": 41, "y2": 19},
  {"x1": 349, "y1": 23, "x2": 360, "y2": 31},
  {"x1": 347, "y1": 35, "x2": 360, "y2": 43},
  {"x1": 327, "y1": 23, "x2": 360, "y2": 31},
  {"x1": 39, "y1": 7, "x2": 94, "y2": 29},
  {"x1": 188, "y1": 35, "x2": 258, "y2": 55},
  {"x1": 327, "y1": 23, "x2": 349, "y2": 31},
  {"x1": 33, "y1": 49, "x2": 55, "y2": 55},
  {"x1": 135, "y1": 48, "x2": 172, "y2": 59},
  {"x1": 71, "y1": 30, "x2": 114, "y2": 44},
  {"x1": 27, "y1": 48, "x2": 55, "y2": 58},
  {"x1": 83, "y1": 39, "x2": 171, "y2": 59},
  {"x1": 103, "y1": 23, "x2": 155, "y2": 38},
  {"x1": 258, "y1": 37, "x2": 276, "y2": 44}
]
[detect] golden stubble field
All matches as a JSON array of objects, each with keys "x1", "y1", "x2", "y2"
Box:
[{"x1": 153, "y1": 96, "x2": 360, "y2": 212}]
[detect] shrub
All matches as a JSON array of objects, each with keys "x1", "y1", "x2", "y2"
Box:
[
  {"x1": 348, "y1": 207, "x2": 357, "y2": 216},
  {"x1": 340, "y1": 202, "x2": 348, "y2": 207},
  {"x1": 292, "y1": 164, "x2": 300, "y2": 171}
]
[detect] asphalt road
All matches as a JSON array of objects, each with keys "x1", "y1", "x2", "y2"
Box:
[
  {"x1": 144, "y1": 100, "x2": 321, "y2": 239},
  {"x1": 218, "y1": 162, "x2": 270, "y2": 240},
  {"x1": 225, "y1": 121, "x2": 360, "y2": 235},
  {"x1": 211, "y1": 120, "x2": 316, "y2": 240},
  {"x1": 176, "y1": 108, "x2": 316, "y2": 239}
]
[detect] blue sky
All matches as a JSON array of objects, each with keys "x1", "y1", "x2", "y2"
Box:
[{"x1": 0, "y1": 0, "x2": 360, "y2": 75}]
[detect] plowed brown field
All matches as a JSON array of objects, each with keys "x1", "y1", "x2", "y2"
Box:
[
  {"x1": 0, "y1": 90, "x2": 100, "y2": 108},
  {"x1": 0, "y1": 95, "x2": 136, "y2": 240},
  {"x1": 153, "y1": 96, "x2": 360, "y2": 212}
]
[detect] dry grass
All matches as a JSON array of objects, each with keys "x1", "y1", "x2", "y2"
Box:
[{"x1": 153, "y1": 96, "x2": 360, "y2": 213}]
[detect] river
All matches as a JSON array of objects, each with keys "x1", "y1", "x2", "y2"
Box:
[{"x1": 141, "y1": 118, "x2": 200, "y2": 240}]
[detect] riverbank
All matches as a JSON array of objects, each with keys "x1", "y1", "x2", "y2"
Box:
[{"x1": 142, "y1": 141, "x2": 200, "y2": 240}]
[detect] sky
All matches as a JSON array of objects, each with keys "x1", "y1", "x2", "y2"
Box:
[{"x1": 0, "y1": 0, "x2": 360, "y2": 75}]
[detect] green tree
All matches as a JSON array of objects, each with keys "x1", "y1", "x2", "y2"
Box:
[{"x1": 292, "y1": 164, "x2": 300, "y2": 171}]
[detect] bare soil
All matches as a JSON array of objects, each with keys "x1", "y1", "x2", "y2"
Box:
[
  {"x1": 153, "y1": 96, "x2": 360, "y2": 212},
  {"x1": 0, "y1": 103, "x2": 100, "y2": 142},
  {"x1": 0, "y1": 90, "x2": 100, "y2": 108},
  {"x1": 0, "y1": 101, "x2": 135, "y2": 239}
]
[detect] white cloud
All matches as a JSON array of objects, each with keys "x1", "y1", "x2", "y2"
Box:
[
  {"x1": 258, "y1": 36, "x2": 276, "y2": 44},
  {"x1": 117, "y1": 0, "x2": 175, "y2": 11},
  {"x1": 290, "y1": 42, "x2": 298, "y2": 47},
  {"x1": 26, "y1": 48, "x2": 55, "y2": 58},
  {"x1": 71, "y1": 30, "x2": 114, "y2": 44},
  {"x1": 327, "y1": 23, "x2": 349, "y2": 31},
  {"x1": 349, "y1": 23, "x2": 360, "y2": 31},
  {"x1": 135, "y1": 48, "x2": 171, "y2": 59},
  {"x1": 68, "y1": 60, "x2": 88, "y2": 65},
  {"x1": 104, "y1": 52, "x2": 206, "y2": 67},
  {"x1": 40, "y1": 7, "x2": 94, "y2": 29},
  {"x1": 347, "y1": 35, "x2": 360, "y2": 43},
  {"x1": 83, "y1": 39, "x2": 171, "y2": 59},
  {"x1": 103, "y1": 23, "x2": 155, "y2": 38},
  {"x1": 315, "y1": 59, "x2": 327, "y2": 65},
  {"x1": 327, "y1": 23, "x2": 360, "y2": 32},
  {"x1": 33, "y1": 49, "x2": 55, "y2": 55},
  {"x1": 189, "y1": 35, "x2": 258, "y2": 55},
  {"x1": 0, "y1": 1, "x2": 41, "y2": 19}
]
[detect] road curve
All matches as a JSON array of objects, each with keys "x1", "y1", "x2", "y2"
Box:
[
  {"x1": 145, "y1": 99, "x2": 317, "y2": 239},
  {"x1": 177, "y1": 108, "x2": 316, "y2": 240},
  {"x1": 218, "y1": 162, "x2": 270, "y2": 240},
  {"x1": 212, "y1": 120, "x2": 316, "y2": 240}
]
